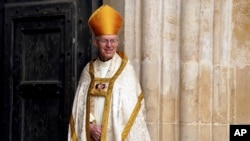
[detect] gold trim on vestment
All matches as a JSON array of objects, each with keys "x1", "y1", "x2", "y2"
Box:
[
  {"x1": 86, "y1": 51, "x2": 128, "y2": 141},
  {"x1": 69, "y1": 51, "x2": 145, "y2": 141},
  {"x1": 69, "y1": 114, "x2": 78, "y2": 141},
  {"x1": 121, "y1": 93, "x2": 144, "y2": 141}
]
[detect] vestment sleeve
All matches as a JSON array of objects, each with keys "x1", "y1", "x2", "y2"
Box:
[{"x1": 68, "y1": 64, "x2": 91, "y2": 141}]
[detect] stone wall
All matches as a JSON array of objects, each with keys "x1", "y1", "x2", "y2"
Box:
[{"x1": 104, "y1": 0, "x2": 250, "y2": 140}]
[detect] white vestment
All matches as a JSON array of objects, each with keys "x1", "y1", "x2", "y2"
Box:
[{"x1": 68, "y1": 52, "x2": 151, "y2": 141}]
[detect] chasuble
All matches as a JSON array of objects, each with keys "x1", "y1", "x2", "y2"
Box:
[{"x1": 68, "y1": 52, "x2": 151, "y2": 141}]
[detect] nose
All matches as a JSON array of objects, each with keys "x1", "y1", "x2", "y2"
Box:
[{"x1": 106, "y1": 41, "x2": 112, "y2": 46}]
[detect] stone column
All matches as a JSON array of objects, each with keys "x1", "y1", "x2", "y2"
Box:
[
  {"x1": 212, "y1": 1, "x2": 232, "y2": 140},
  {"x1": 159, "y1": 0, "x2": 181, "y2": 141},
  {"x1": 231, "y1": 0, "x2": 250, "y2": 125},
  {"x1": 123, "y1": 0, "x2": 181, "y2": 140},
  {"x1": 140, "y1": 1, "x2": 162, "y2": 140},
  {"x1": 179, "y1": 0, "x2": 201, "y2": 140},
  {"x1": 197, "y1": 0, "x2": 213, "y2": 140},
  {"x1": 103, "y1": 0, "x2": 248, "y2": 141}
]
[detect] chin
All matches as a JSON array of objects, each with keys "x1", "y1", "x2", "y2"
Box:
[
  {"x1": 105, "y1": 56, "x2": 113, "y2": 60},
  {"x1": 105, "y1": 53, "x2": 114, "y2": 58}
]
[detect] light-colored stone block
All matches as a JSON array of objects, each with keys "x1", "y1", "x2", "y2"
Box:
[
  {"x1": 180, "y1": 124, "x2": 198, "y2": 141},
  {"x1": 212, "y1": 125, "x2": 229, "y2": 141},
  {"x1": 235, "y1": 66, "x2": 250, "y2": 123},
  {"x1": 161, "y1": 124, "x2": 179, "y2": 141}
]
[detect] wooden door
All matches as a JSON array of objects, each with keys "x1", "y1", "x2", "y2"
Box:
[{"x1": 1, "y1": 0, "x2": 100, "y2": 140}]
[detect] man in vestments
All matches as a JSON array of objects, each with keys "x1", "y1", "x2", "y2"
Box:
[{"x1": 68, "y1": 5, "x2": 151, "y2": 141}]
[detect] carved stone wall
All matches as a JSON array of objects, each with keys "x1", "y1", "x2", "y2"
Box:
[{"x1": 104, "y1": 0, "x2": 250, "y2": 140}]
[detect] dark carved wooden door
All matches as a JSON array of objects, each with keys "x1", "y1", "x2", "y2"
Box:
[{"x1": 2, "y1": 0, "x2": 100, "y2": 141}]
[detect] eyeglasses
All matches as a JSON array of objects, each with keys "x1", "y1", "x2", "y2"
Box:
[{"x1": 96, "y1": 39, "x2": 118, "y2": 45}]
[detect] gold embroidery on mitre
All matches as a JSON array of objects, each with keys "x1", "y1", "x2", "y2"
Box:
[{"x1": 88, "y1": 5, "x2": 123, "y2": 36}]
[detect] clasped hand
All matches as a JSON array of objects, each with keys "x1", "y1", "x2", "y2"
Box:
[{"x1": 90, "y1": 124, "x2": 102, "y2": 141}]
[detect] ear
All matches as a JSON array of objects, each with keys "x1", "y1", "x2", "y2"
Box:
[
  {"x1": 116, "y1": 35, "x2": 120, "y2": 44},
  {"x1": 93, "y1": 39, "x2": 98, "y2": 47}
]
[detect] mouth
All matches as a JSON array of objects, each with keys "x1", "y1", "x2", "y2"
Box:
[{"x1": 105, "y1": 49, "x2": 113, "y2": 54}]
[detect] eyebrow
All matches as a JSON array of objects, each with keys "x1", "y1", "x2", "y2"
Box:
[{"x1": 95, "y1": 36, "x2": 119, "y2": 40}]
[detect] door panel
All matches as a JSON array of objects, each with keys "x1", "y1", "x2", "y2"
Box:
[
  {"x1": 2, "y1": 0, "x2": 98, "y2": 140},
  {"x1": 15, "y1": 16, "x2": 64, "y2": 98},
  {"x1": 4, "y1": 2, "x2": 75, "y2": 141}
]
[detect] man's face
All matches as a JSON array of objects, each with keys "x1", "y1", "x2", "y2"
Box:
[{"x1": 94, "y1": 34, "x2": 119, "y2": 61}]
